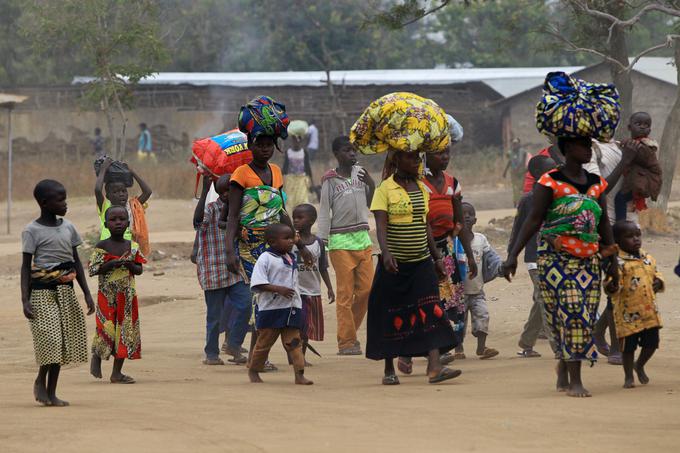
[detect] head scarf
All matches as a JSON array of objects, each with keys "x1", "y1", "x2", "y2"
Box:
[
  {"x1": 350, "y1": 92, "x2": 449, "y2": 155},
  {"x1": 536, "y1": 72, "x2": 620, "y2": 142},
  {"x1": 447, "y1": 114, "x2": 464, "y2": 144},
  {"x1": 238, "y1": 95, "x2": 290, "y2": 141}
]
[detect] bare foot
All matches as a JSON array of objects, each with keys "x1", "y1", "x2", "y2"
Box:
[
  {"x1": 623, "y1": 377, "x2": 636, "y2": 389},
  {"x1": 635, "y1": 364, "x2": 650, "y2": 384},
  {"x1": 295, "y1": 371, "x2": 314, "y2": 385},
  {"x1": 34, "y1": 380, "x2": 51, "y2": 406},
  {"x1": 90, "y1": 355, "x2": 102, "y2": 379},
  {"x1": 248, "y1": 369, "x2": 263, "y2": 383},
  {"x1": 49, "y1": 395, "x2": 70, "y2": 407},
  {"x1": 555, "y1": 362, "x2": 569, "y2": 392},
  {"x1": 566, "y1": 383, "x2": 592, "y2": 398}
]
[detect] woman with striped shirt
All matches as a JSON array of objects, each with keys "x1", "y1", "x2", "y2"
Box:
[{"x1": 367, "y1": 151, "x2": 461, "y2": 385}]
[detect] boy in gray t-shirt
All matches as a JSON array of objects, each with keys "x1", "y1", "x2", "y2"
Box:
[{"x1": 21, "y1": 179, "x2": 94, "y2": 407}]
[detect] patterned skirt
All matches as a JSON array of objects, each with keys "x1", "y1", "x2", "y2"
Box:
[
  {"x1": 538, "y1": 243, "x2": 601, "y2": 362},
  {"x1": 28, "y1": 285, "x2": 88, "y2": 366},
  {"x1": 436, "y1": 236, "x2": 465, "y2": 347},
  {"x1": 366, "y1": 257, "x2": 456, "y2": 360},
  {"x1": 301, "y1": 295, "x2": 324, "y2": 342},
  {"x1": 238, "y1": 227, "x2": 268, "y2": 280}
]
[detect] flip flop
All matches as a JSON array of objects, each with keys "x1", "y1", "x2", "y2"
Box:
[
  {"x1": 228, "y1": 355, "x2": 247, "y2": 365},
  {"x1": 517, "y1": 349, "x2": 541, "y2": 358},
  {"x1": 262, "y1": 361, "x2": 278, "y2": 372},
  {"x1": 440, "y1": 353, "x2": 455, "y2": 365},
  {"x1": 478, "y1": 348, "x2": 499, "y2": 360},
  {"x1": 453, "y1": 352, "x2": 466, "y2": 360},
  {"x1": 428, "y1": 367, "x2": 462, "y2": 384},
  {"x1": 110, "y1": 374, "x2": 136, "y2": 384},
  {"x1": 202, "y1": 358, "x2": 225, "y2": 366},
  {"x1": 397, "y1": 357, "x2": 413, "y2": 375},
  {"x1": 382, "y1": 374, "x2": 400, "y2": 385}
]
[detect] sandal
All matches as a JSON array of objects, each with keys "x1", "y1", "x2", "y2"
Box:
[
  {"x1": 262, "y1": 361, "x2": 278, "y2": 372},
  {"x1": 227, "y1": 355, "x2": 247, "y2": 365},
  {"x1": 453, "y1": 352, "x2": 466, "y2": 360},
  {"x1": 478, "y1": 348, "x2": 499, "y2": 360},
  {"x1": 440, "y1": 352, "x2": 455, "y2": 366},
  {"x1": 517, "y1": 349, "x2": 541, "y2": 358},
  {"x1": 202, "y1": 358, "x2": 225, "y2": 366},
  {"x1": 382, "y1": 374, "x2": 400, "y2": 385},
  {"x1": 428, "y1": 367, "x2": 462, "y2": 384},
  {"x1": 110, "y1": 374, "x2": 136, "y2": 384},
  {"x1": 397, "y1": 357, "x2": 413, "y2": 375}
]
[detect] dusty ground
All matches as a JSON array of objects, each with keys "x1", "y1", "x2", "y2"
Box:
[{"x1": 1, "y1": 195, "x2": 680, "y2": 453}]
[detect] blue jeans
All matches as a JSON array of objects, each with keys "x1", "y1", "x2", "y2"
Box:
[{"x1": 204, "y1": 282, "x2": 251, "y2": 359}]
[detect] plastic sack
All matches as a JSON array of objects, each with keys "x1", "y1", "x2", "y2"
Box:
[
  {"x1": 190, "y1": 129, "x2": 252, "y2": 179},
  {"x1": 535, "y1": 71, "x2": 620, "y2": 142},
  {"x1": 288, "y1": 120, "x2": 309, "y2": 138},
  {"x1": 94, "y1": 156, "x2": 133, "y2": 187}
]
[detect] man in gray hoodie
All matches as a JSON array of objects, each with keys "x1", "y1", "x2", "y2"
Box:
[{"x1": 318, "y1": 136, "x2": 375, "y2": 355}]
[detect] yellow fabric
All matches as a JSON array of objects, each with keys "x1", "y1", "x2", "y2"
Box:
[
  {"x1": 370, "y1": 175, "x2": 429, "y2": 223},
  {"x1": 284, "y1": 174, "x2": 310, "y2": 211},
  {"x1": 609, "y1": 250, "x2": 664, "y2": 338},
  {"x1": 350, "y1": 92, "x2": 449, "y2": 155}
]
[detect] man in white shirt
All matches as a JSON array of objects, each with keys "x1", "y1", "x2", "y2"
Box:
[{"x1": 306, "y1": 121, "x2": 319, "y2": 160}]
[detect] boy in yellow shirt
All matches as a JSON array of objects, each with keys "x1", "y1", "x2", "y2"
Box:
[{"x1": 606, "y1": 220, "x2": 664, "y2": 389}]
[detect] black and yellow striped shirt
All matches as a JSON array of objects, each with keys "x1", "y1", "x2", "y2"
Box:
[{"x1": 386, "y1": 190, "x2": 429, "y2": 262}]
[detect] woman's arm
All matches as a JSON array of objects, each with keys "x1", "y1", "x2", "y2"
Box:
[
  {"x1": 224, "y1": 184, "x2": 244, "y2": 274},
  {"x1": 304, "y1": 148, "x2": 314, "y2": 182},
  {"x1": 73, "y1": 246, "x2": 95, "y2": 315},
  {"x1": 597, "y1": 195, "x2": 614, "y2": 246},
  {"x1": 20, "y1": 253, "x2": 33, "y2": 319},
  {"x1": 504, "y1": 185, "x2": 552, "y2": 279},
  {"x1": 374, "y1": 210, "x2": 397, "y2": 273},
  {"x1": 129, "y1": 167, "x2": 153, "y2": 204}
]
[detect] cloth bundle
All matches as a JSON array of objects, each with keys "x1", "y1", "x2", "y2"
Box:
[
  {"x1": 238, "y1": 95, "x2": 290, "y2": 141},
  {"x1": 94, "y1": 157, "x2": 133, "y2": 187},
  {"x1": 288, "y1": 120, "x2": 309, "y2": 139},
  {"x1": 350, "y1": 92, "x2": 450, "y2": 155},
  {"x1": 536, "y1": 71, "x2": 620, "y2": 141},
  {"x1": 191, "y1": 129, "x2": 252, "y2": 179}
]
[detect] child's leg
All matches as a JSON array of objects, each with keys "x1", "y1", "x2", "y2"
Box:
[
  {"x1": 469, "y1": 294, "x2": 496, "y2": 357},
  {"x1": 34, "y1": 365, "x2": 51, "y2": 406},
  {"x1": 46, "y1": 364, "x2": 69, "y2": 406},
  {"x1": 248, "y1": 328, "x2": 279, "y2": 383},
  {"x1": 565, "y1": 361, "x2": 591, "y2": 397},
  {"x1": 351, "y1": 248, "x2": 374, "y2": 337},
  {"x1": 622, "y1": 350, "x2": 636, "y2": 388},
  {"x1": 614, "y1": 191, "x2": 633, "y2": 222},
  {"x1": 280, "y1": 328, "x2": 312, "y2": 385},
  {"x1": 634, "y1": 328, "x2": 659, "y2": 385},
  {"x1": 203, "y1": 289, "x2": 227, "y2": 362},
  {"x1": 456, "y1": 299, "x2": 470, "y2": 354}
]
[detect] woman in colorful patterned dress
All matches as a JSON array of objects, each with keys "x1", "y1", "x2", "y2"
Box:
[
  {"x1": 89, "y1": 206, "x2": 145, "y2": 384},
  {"x1": 504, "y1": 136, "x2": 616, "y2": 397}
]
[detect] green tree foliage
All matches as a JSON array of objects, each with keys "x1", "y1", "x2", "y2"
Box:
[{"x1": 23, "y1": 0, "x2": 169, "y2": 158}]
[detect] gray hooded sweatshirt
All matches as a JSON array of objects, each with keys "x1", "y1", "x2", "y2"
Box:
[{"x1": 317, "y1": 166, "x2": 371, "y2": 240}]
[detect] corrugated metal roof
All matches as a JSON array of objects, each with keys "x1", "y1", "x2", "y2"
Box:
[
  {"x1": 633, "y1": 57, "x2": 676, "y2": 85},
  {"x1": 73, "y1": 66, "x2": 583, "y2": 98},
  {"x1": 0, "y1": 93, "x2": 28, "y2": 106}
]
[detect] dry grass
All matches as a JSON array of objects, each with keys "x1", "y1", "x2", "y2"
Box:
[{"x1": 0, "y1": 156, "x2": 196, "y2": 201}]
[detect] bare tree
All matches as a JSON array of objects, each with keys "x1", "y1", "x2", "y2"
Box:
[{"x1": 552, "y1": 0, "x2": 680, "y2": 212}]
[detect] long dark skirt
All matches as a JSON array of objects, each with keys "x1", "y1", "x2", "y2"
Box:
[{"x1": 366, "y1": 257, "x2": 456, "y2": 360}]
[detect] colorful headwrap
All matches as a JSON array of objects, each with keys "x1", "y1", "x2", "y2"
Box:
[
  {"x1": 238, "y1": 95, "x2": 290, "y2": 141},
  {"x1": 535, "y1": 72, "x2": 620, "y2": 142},
  {"x1": 447, "y1": 114, "x2": 464, "y2": 144},
  {"x1": 350, "y1": 92, "x2": 450, "y2": 155}
]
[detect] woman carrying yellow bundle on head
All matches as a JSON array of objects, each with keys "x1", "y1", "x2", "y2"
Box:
[{"x1": 283, "y1": 120, "x2": 314, "y2": 209}]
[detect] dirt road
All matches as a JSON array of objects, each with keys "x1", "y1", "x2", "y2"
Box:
[{"x1": 1, "y1": 199, "x2": 679, "y2": 453}]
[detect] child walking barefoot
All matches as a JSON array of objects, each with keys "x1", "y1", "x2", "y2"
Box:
[
  {"x1": 606, "y1": 221, "x2": 664, "y2": 388},
  {"x1": 292, "y1": 204, "x2": 335, "y2": 363},
  {"x1": 21, "y1": 180, "x2": 95, "y2": 406},
  {"x1": 89, "y1": 206, "x2": 145, "y2": 384},
  {"x1": 248, "y1": 224, "x2": 313, "y2": 385}
]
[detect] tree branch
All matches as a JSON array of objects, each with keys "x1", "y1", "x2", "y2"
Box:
[{"x1": 400, "y1": 0, "x2": 453, "y2": 27}]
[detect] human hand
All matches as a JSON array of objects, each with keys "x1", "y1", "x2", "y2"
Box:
[
  {"x1": 435, "y1": 258, "x2": 446, "y2": 281},
  {"x1": 299, "y1": 246, "x2": 314, "y2": 267},
  {"x1": 328, "y1": 288, "x2": 336, "y2": 304},
  {"x1": 503, "y1": 255, "x2": 517, "y2": 282},
  {"x1": 382, "y1": 251, "x2": 398, "y2": 274},
  {"x1": 84, "y1": 293, "x2": 95, "y2": 315},
  {"x1": 226, "y1": 250, "x2": 240, "y2": 274},
  {"x1": 275, "y1": 286, "x2": 296, "y2": 299},
  {"x1": 22, "y1": 299, "x2": 34, "y2": 320},
  {"x1": 190, "y1": 252, "x2": 198, "y2": 265},
  {"x1": 605, "y1": 278, "x2": 619, "y2": 294},
  {"x1": 357, "y1": 168, "x2": 375, "y2": 187},
  {"x1": 467, "y1": 255, "x2": 478, "y2": 280},
  {"x1": 620, "y1": 139, "x2": 640, "y2": 164},
  {"x1": 653, "y1": 277, "x2": 663, "y2": 293}
]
